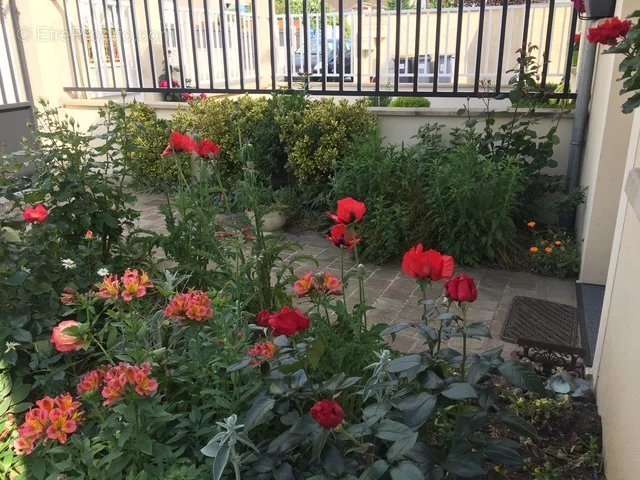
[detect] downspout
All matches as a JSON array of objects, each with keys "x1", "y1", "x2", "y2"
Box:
[{"x1": 566, "y1": 21, "x2": 597, "y2": 210}]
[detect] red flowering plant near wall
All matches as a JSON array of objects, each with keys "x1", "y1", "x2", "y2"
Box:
[{"x1": 587, "y1": 13, "x2": 640, "y2": 113}]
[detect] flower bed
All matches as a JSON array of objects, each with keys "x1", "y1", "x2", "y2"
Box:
[{"x1": 0, "y1": 104, "x2": 600, "y2": 479}]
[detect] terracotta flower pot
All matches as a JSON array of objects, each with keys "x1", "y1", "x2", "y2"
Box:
[{"x1": 584, "y1": 0, "x2": 616, "y2": 19}]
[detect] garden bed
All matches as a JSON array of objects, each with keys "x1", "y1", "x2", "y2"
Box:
[{"x1": 0, "y1": 100, "x2": 599, "y2": 480}]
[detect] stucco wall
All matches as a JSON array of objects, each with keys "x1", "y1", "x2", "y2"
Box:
[
  {"x1": 575, "y1": 0, "x2": 635, "y2": 286},
  {"x1": 371, "y1": 106, "x2": 574, "y2": 176},
  {"x1": 594, "y1": 108, "x2": 640, "y2": 480}
]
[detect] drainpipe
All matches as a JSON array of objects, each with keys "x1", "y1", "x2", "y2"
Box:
[{"x1": 566, "y1": 22, "x2": 597, "y2": 205}]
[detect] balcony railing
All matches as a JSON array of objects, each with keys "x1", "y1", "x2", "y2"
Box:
[{"x1": 62, "y1": 0, "x2": 580, "y2": 99}]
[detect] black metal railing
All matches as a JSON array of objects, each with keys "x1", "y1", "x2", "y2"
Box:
[
  {"x1": 0, "y1": 0, "x2": 32, "y2": 110},
  {"x1": 62, "y1": 0, "x2": 579, "y2": 99}
]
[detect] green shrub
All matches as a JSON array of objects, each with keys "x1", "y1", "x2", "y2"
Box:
[
  {"x1": 120, "y1": 102, "x2": 177, "y2": 189},
  {"x1": 284, "y1": 99, "x2": 376, "y2": 183},
  {"x1": 334, "y1": 132, "x2": 434, "y2": 263},
  {"x1": 424, "y1": 141, "x2": 523, "y2": 265},
  {"x1": 172, "y1": 95, "x2": 270, "y2": 183},
  {"x1": 389, "y1": 96, "x2": 431, "y2": 108}
]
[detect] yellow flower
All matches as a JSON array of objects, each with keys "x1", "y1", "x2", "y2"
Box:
[{"x1": 529, "y1": 246, "x2": 539, "y2": 254}]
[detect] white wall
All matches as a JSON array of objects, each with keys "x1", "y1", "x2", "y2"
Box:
[
  {"x1": 593, "y1": 107, "x2": 640, "y2": 480},
  {"x1": 576, "y1": 0, "x2": 636, "y2": 286}
]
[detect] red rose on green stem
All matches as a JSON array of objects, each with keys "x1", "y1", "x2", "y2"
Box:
[
  {"x1": 197, "y1": 139, "x2": 222, "y2": 158},
  {"x1": 310, "y1": 399, "x2": 345, "y2": 430},
  {"x1": 23, "y1": 204, "x2": 49, "y2": 224},
  {"x1": 445, "y1": 274, "x2": 478, "y2": 303},
  {"x1": 327, "y1": 223, "x2": 361, "y2": 250},
  {"x1": 328, "y1": 197, "x2": 367, "y2": 224},
  {"x1": 587, "y1": 17, "x2": 632, "y2": 46},
  {"x1": 161, "y1": 131, "x2": 198, "y2": 157},
  {"x1": 268, "y1": 306, "x2": 310, "y2": 336},
  {"x1": 402, "y1": 244, "x2": 455, "y2": 282}
]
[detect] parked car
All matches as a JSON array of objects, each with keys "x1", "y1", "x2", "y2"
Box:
[{"x1": 292, "y1": 35, "x2": 353, "y2": 83}]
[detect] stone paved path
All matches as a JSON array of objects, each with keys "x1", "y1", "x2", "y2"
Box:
[{"x1": 133, "y1": 194, "x2": 577, "y2": 358}]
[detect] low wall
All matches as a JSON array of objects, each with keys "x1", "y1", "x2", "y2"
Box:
[{"x1": 61, "y1": 97, "x2": 574, "y2": 176}]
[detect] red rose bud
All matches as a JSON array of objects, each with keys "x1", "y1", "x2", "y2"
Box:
[
  {"x1": 268, "y1": 306, "x2": 310, "y2": 337},
  {"x1": 445, "y1": 274, "x2": 478, "y2": 304},
  {"x1": 255, "y1": 310, "x2": 272, "y2": 328},
  {"x1": 22, "y1": 204, "x2": 49, "y2": 224},
  {"x1": 328, "y1": 197, "x2": 367, "y2": 224},
  {"x1": 310, "y1": 399, "x2": 345, "y2": 430},
  {"x1": 402, "y1": 244, "x2": 455, "y2": 282},
  {"x1": 326, "y1": 223, "x2": 361, "y2": 250}
]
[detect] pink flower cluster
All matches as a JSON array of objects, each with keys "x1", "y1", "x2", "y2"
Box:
[
  {"x1": 14, "y1": 394, "x2": 83, "y2": 455},
  {"x1": 164, "y1": 290, "x2": 214, "y2": 323},
  {"x1": 77, "y1": 363, "x2": 158, "y2": 407},
  {"x1": 97, "y1": 269, "x2": 153, "y2": 303}
]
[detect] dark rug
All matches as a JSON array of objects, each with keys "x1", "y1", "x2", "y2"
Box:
[{"x1": 502, "y1": 296, "x2": 581, "y2": 349}]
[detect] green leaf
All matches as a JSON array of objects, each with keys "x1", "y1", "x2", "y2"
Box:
[
  {"x1": 498, "y1": 361, "x2": 545, "y2": 394},
  {"x1": 375, "y1": 419, "x2": 414, "y2": 441},
  {"x1": 212, "y1": 444, "x2": 230, "y2": 480},
  {"x1": 200, "y1": 439, "x2": 221, "y2": 458},
  {"x1": 309, "y1": 337, "x2": 327, "y2": 369},
  {"x1": 390, "y1": 461, "x2": 424, "y2": 480},
  {"x1": 387, "y1": 432, "x2": 418, "y2": 462},
  {"x1": 358, "y1": 460, "x2": 389, "y2": 480},
  {"x1": 387, "y1": 354, "x2": 422, "y2": 373},
  {"x1": 484, "y1": 440, "x2": 523, "y2": 467},
  {"x1": 441, "y1": 382, "x2": 478, "y2": 400},
  {"x1": 442, "y1": 453, "x2": 486, "y2": 478},
  {"x1": 498, "y1": 413, "x2": 537, "y2": 439},
  {"x1": 243, "y1": 394, "x2": 275, "y2": 432},
  {"x1": 363, "y1": 402, "x2": 390, "y2": 425}
]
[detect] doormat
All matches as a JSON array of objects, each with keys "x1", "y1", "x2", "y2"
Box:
[{"x1": 501, "y1": 296, "x2": 581, "y2": 349}]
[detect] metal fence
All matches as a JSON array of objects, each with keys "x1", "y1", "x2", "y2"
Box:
[
  {"x1": 0, "y1": 1, "x2": 31, "y2": 108},
  {"x1": 62, "y1": 0, "x2": 580, "y2": 99}
]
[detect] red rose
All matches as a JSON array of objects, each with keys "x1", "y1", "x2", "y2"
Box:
[
  {"x1": 161, "y1": 131, "x2": 198, "y2": 157},
  {"x1": 326, "y1": 223, "x2": 361, "y2": 250},
  {"x1": 445, "y1": 274, "x2": 478, "y2": 303},
  {"x1": 268, "y1": 306, "x2": 310, "y2": 336},
  {"x1": 23, "y1": 204, "x2": 49, "y2": 224},
  {"x1": 402, "y1": 244, "x2": 455, "y2": 282},
  {"x1": 197, "y1": 139, "x2": 222, "y2": 158},
  {"x1": 587, "y1": 17, "x2": 632, "y2": 46},
  {"x1": 255, "y1": 310, "x2": 272, "y2": 328},
  {"x1": 310, "y1": 399, "x2": 345, "y2": 430},
  {"x1": 159, "y1": 80, "x2": 169, "y2": 89},
  {"x1": 328, "y1": 197, "x2": 367, "y2": 224}
]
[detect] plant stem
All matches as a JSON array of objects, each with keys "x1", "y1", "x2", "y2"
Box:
[
  {"x1": 353, "y1": 244, "x2": 366, "y2": 330},
  {"x1": 340, "y1": 247, "x2": 347, "y2": 307},
  {"x1": 90, "y1": 332, "x2": 115, "y2": 365},
  {"x1": 460, "y1": 304, "x2": 468, "y2": 381}
]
